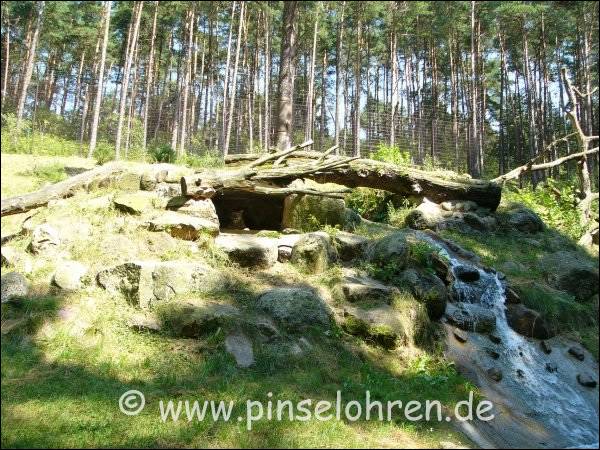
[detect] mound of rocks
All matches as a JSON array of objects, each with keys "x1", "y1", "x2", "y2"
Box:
[{"x1": 256, "y1": 287, "x2": 332, "y2": 330}]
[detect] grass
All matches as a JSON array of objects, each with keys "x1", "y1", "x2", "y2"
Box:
[{"x1": 1, "y1": 152, "x2": 474, "y2": 448}]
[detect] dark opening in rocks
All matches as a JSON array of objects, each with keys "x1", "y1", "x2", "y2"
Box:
[{"x1": 212, "y1": 191, "x2": 285, "y2": 230}]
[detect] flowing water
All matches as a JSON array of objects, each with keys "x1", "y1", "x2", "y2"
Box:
[{"x1": 418, "y1": 232, "x2": 599, "y2": 449}]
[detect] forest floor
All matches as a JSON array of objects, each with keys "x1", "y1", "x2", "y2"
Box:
[{"x1": 1, "y1": 152, "x2": 598, "y2": 448}]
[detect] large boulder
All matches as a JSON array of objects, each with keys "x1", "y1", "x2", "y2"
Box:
[
  {"x1": 113, "y1": 192, "x2": 157, "y2": 215},
  {"x1": 290, "y1": 232, "x2": 337, "y2": 274},
  {"x1": 445, "y1": 302, "x2": 496, "y2": 333},
  {"x1": 503, "y1": 207, "x2": 545, "y2": 233},
  {"x1": 145, "y1": 211, "x2": 219, "y2": 239},
  {"x1": 167, "y1": 197, "x2": 219, "y2": 225},
  {"x1": 505, "y1": 303, "x2": 554, "y2": 339},
  {"x1": 215, "y1": 234, "x2": 278, "y2": 268},
  {"x1": 225, "y1": 332, "x2": 255, "y2": 368},
  {"x1": 539, "y1": 251, "x2": 599, "y2": 302},
  {"x1": 333, "y1": 231, "x2": 369, "y2": 261},
  {"x1": 158, "y1": 300, "x2": 241, "y2": 337},
  {"x1": 396, "y1": 268, "x2": 448, "y2": 320},
  {"x1": 1, "y1": 246, "x2": 33, "y2": 274},
  {"x1": 256, "y1": 287, "x2": 332, "y2": 329},
  {"x1": 404, "y1": 200, "x2": 444, "y2": 230},
  {"x1": 52, "y1": 260, "x2": 88, "y2": 291},
  {"x1": 334, "y1": 275, "x2": 399, "y2": 305},
  {"x1": 1, "y1": 272, "x2": 30, "y2": 303},
  {"x1": 281, "y1": 179, "x2": 348, "y2": 231},
  {"x1": 368, "y1": 231, "x2": 409, "y2": 271},
  {"x1": 97, "y1": 260, "x2": 213, "y2": 308},
  {"x1": 29, "y1": 223, "x2": 60, "y2": 255}
]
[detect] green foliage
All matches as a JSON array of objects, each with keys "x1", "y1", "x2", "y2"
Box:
[
  {"x1": 148, "y1": 144, "x2": 176, "y2": 163},
  {"x1": 93, "y1": 141, "x2": 115, "y2": 165},
  {"x1": 178, "y1": 151, "x2": 225, "y2": 169},
  {"x1": 346, "y1": 188, "x2": 391, "y2": 222},
  {"x1": 372, "y1": 144, "x2": 412, "y2": 166},
  {"x1": 503, "y1": 180, "x2": 591, "y2": 240},
  {"x1": 22, "y1": 163, "x2": 67, "y2": 184}
]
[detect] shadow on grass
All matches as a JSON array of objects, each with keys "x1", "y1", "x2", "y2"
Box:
[{"x1": 1, "y1": 275, "x2": 472, "y2": 448}]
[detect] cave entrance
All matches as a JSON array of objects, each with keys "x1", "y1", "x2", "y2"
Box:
[{"x1": 212, "y1": 191, "x2": 285, "y2": 231}]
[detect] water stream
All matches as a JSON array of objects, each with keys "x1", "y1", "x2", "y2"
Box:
[{"x1": 418, "y1": 232, "x2": 599, "y2": 448}]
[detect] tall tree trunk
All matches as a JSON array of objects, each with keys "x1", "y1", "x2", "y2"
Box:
[
  {"x1": 142, "y1": 0, "x2": 159, "y2": 151},
  {"x1": 224, "y1": 1, "x2": 245, "y2": 155},
  {"x1": 178, "y1": 5, "x2": 195, "y2": 157},
  {"x1": 1, "y1": 13, "x2": 10, "y2": 108},
  {"x1": 334, "y1": 1, "x2": 346, "y2": 150},
  {"x1": 320, "y1": 49, "x2": 327, "y2": 150},
  {"x1": 115, "y1": 1, "x2": 143, "y2": 159},
  {"x1": 15, "y1": 1, "x2": 45, "y2": 131},
  {"x1": 390, "y1": 27, "x2": 398, "y2": 148},
  {"x1": 88, "y1": 1, "x2": 111, "y2": 158},
  {"x1": 353, "y1": 12, "x2": 362, "y2": 157},
  {"x1": 221, "y1": 1, "x2": 236, "y2": 148},
  {"x1": 469, "y1": 0, "x2": 480, "y2": 178},
  {"x1": 276, "y1": 1, "x2": 299, "y2": 150},
  {"x1": 305, "y1": 11, "x2": 319, "y2": 147}
]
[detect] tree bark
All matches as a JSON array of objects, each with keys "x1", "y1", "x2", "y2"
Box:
[
  {"x1": 88, "y1": 1, "x2": 111, "y2": 158},
  {"x1": 142, "y1": 0, "x2": 159, "y2": 151},
  {"x1": 276, "y1": 1, "x2": 299, "y2": 150}
]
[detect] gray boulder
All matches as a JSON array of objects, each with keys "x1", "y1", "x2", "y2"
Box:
[
  {"x1": 167, "y1": 197, "x2": 219, "y2": 225},
  {"x1": 215, "y1": 234, "x2": 278, "y2": 268},
  {"x1": 146, "y1": 211, "x2": 219, "y2": 239},
  {"x1": 290, "y1": 232, "x2": 337, "y2": 274},
  {"x1": 52, "y1": 260, "x2": 88, "y2": 291},
  {"x1": 445, "y1": 302, "x2": 496, "y2": 333},
  {"x1": 29, "y1": 223, "x2": 60, "y2": 254},
  {"x1": 333, "y1": 231, "x2": 369, "y2": 261},
  {"x1": 505, "y1": 303, "x2": 553, "y2": 339},
  {"x1": 225, "y1": 332, "x2": 255, "y2": 368},
  {"x1": 505, "y1": 207, "x2": 545, "y2": 233},
  {"x1": 334, "y1": 275, "x2": 399, "y2": 304},
  {"x1": 368, "y1": 231, "x2": 409, "y2": 271},
  {"x1": 1, "y1": 272, "x2": 30, "y2": 303},
  {"x1": 405, "y1": 200, "x2": 443, "y2": 230},
  {"x1": 113, "y1": 192, "x2": 156, "y2": 215},
  {"x1": 160, "y1": 300, "x2": 241, "y2": 337},
  {"x1": 397, "y1": 268, "x2": 448, "y2": 320},
  {"x1": 1, "y1": 246, "x2": 33, "y2": 273},
  {"x1": 256, "y1": 287, "x2": 332, "y2": 329},
  {"x1": 540, "y1": 251, "x2": 599, "y2": 302}
]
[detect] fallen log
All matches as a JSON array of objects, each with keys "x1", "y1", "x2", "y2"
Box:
[
  {"x1": 183, "y1": 156, "x2": 502, "y2": 210},
  {"x1": 1, "y1": 162, "x2": 128, "y2": 216}
]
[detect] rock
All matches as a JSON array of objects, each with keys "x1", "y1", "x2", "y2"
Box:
[
  {"x1": 281, "y1": 179, "x2": 348, "y2": 231},
  {"x1": 453, "y1": 330, "x2": 467, "y2": 343},
  {"x1": 333, "y1": 231, "x2": 369, "y2": 261},
  {"x1": 500, "y1": 261, "x2": 525, "y2": 274},
  {"x1": 155, "y1": 182, "x2": 182, "y2": 198},
  {"x1": 441, "y1": 200, "x2": 478, "y2": 212},
  {"x1": 146, "y1": 211, "x2": 219, "y2": 239},
  {"x1": 577, "y1": 374, "x2": 597, "y2": 388},
  {"x1": 341, "y1": 305, "x2": 401, "y2": 349},
  {"x1": 278, "y1": 245, "x2": 293, "y2": 263},
  {"x1": 368, "y1": 231, "x2": 409, "y2": 271},
  {"x1": 540, "y1": 251, "x2": 599, "y2": 302},
  {"x1": 445, "y1": 302, "x2": 496, "y2": 333},
  {"x1": 505, "y1": 303, "x2": 553, "y2": 339},
  {"x1": 431, "y1": 252, "x2": 451, "y2": 283},
  {"x1": 161, "y1": 301, "x2": 241, "y2": 337},
  {"x1": 113, "y1": 192, "x2": 156, "y2": 215},
  {"x1": 334, "y1": 275, "x2": 399, "y2": 305},
  {"x1": 540, "y1": 340, "x2": 552, "y2": 354},
  {"x1": 397, "y1": 268, "x2": 448, "y2": 320},
  {"x1": 256, "y1": 287, "x2": 332, "y2": 329},
  {"x1": 225, "y1": 332, "x2": 255, "y2": 368},
  {"x1": 29, "y1": 223, "x2": 60, "y2": 254},
  {"x1": 254, "y1": 317, "x2": 280, "y2": 340},
  {"x1": 568, "y1": 346, "x2": 585, "y2": 362},
  {"x1": 463, "y1": 212, "x2": 490, "y2": 231},
  {"x1": 486, "y1": 348, "x2": 500, "y2": 359},
  {"x1": 215, "y1": 234, "x2": 278, "y2": 268},
  {"x1": 128, "y1": 313, "x2": 162, "y2": 332},
  {"x1": 453, "y1": 265, "x2": 480, "y2": 282},
  {"x1": 487, "y1": 367, "x2": 503, "y2": 382},
  {"x1": 144, "y1": 232, "x2": 178, "y2": 254},
  {"x1": 505, "y1": 207, "x2": 545, "y2": 233},
  {"x1": 111, "y1": 171, "x2": 141, "y2": 191},
  {"x1": 52, "y1": 260, "x2": 88, "y2": 291},
  {"x1": 1, "y1": 272, "x2": 30, "y2": 303},
  {"x1": 81, "y1": 194, "x2": 113, "y2": 210},
  {"x1": 290, "y1": 233, "x2": 337, "y2": 274},
  {"x1": 545, "y1": 362, "x2": 558, "y2": 373},
  {"x1": 505, "y1": 287, "x2": 521, "y2": 304},
  {"x1": 489, "y1": 334, "x2": 502, "y2": 344},
  {"x1": 405, "y1": 199, "x2": 443, "y2": 230},
  {"x1": 1, "y1": 246, "x2": 33, "y2": 273},
  {"x1": 167, "y1": 197, "x2": 219, "y2": 225},
  {"x1": 97, "y1": 260, "x2": 213, "y2": 308}
]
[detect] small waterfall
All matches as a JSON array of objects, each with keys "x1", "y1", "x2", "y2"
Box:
[{"x1": 418, "y1": 232, "x2": 599, "y2": 448}]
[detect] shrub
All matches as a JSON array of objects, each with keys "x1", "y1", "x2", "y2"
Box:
[
  {"x1": 148, "y1": 144, "x2": 176, "y2": 163},
  {"x1": 372, "y1": 144, "x2": 411, "y2": 166},
  {"x1": 93, "y1": 141, "x2": 115, "y2": 165}
]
